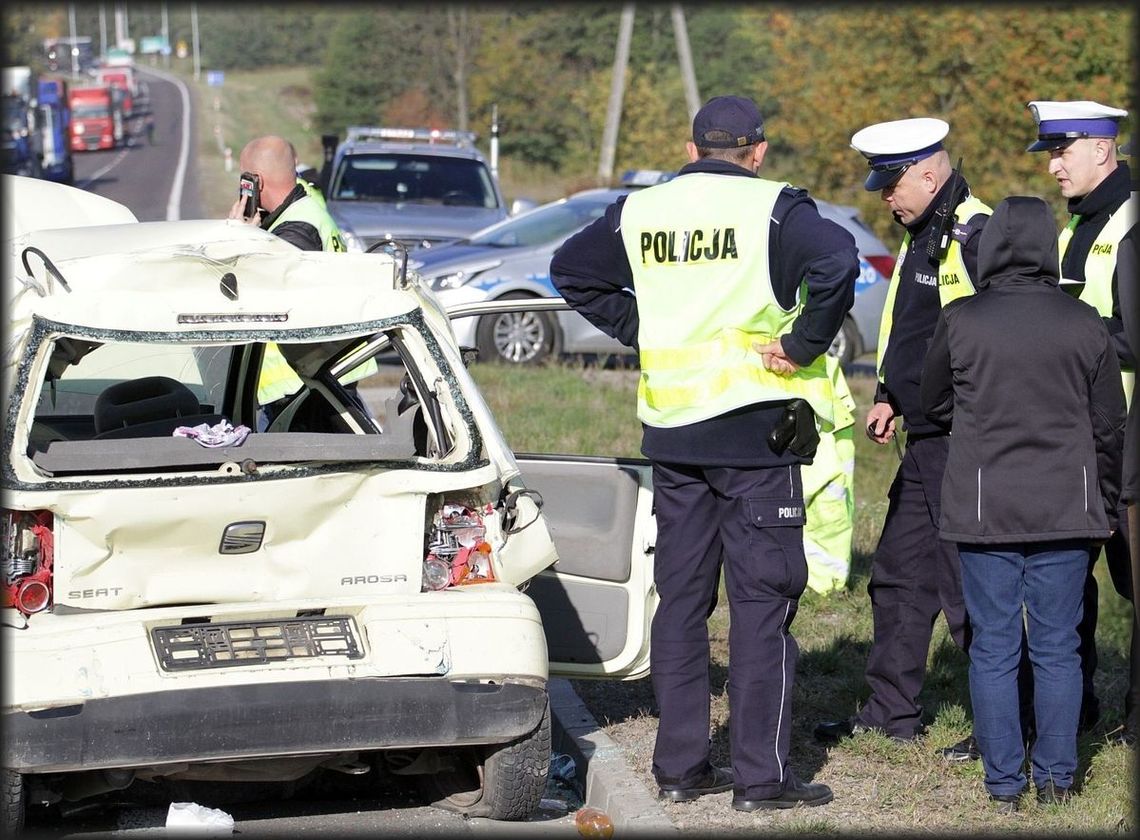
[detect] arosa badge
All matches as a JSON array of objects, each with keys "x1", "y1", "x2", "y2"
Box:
[{"x1": 220, "y1": 521, "x2": 266, "y2": 554}]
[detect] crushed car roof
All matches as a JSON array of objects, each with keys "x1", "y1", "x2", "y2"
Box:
[{"x1": 4, "y1": 176, "x2": 420, "y2": 337}]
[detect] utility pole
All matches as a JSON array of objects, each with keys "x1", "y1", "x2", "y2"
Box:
[
  {"x1": 68, "y1": 3, "x2": 79, "y2": 78},
  {"x1": 161, "y1": 2, "x2": 170, "y2": 67},
  {"x1": 448, "y1": 6, "x2": 469, "y2": 133},
  {"x1": 191, "y1": 2, "x2": 201, "y2": 81},
  {"x1": 114, "y1": 3, "x2": 126, "y2": 49},
  {"x1": 99, "y1": 4, "x2": 108, "y2": 59},
  {"x1": 598, "y1": 3, "x2": 635, "y2": 187},
  {"x1": 671, "y1": 4, "x2": 700, "y2": 122}
]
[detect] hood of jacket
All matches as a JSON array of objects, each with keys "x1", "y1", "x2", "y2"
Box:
[{"x1": 976, "y1": 195, "x2": 1059, "y2": 290}]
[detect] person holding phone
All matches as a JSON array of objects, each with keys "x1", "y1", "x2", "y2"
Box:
[
  {"x1": 228, "y1": 134, "x2": 346, "y2": 254},
  {"x1": 229, "y1": 135, "x2": 349, "y2": 426}
]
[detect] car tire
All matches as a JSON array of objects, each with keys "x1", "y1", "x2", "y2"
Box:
[
  {"x1": 827, "y1": 317, "x2": 862, "y2": 367},
  {"x1": 419, "y1": 697, "x2": 551, "y2": 821},
  {"x1": 2, "y1": 769, "x2": 25, "y2": 834},
  {"x1": 476, "y1": 293, "x2": 559, "y2": 365}
]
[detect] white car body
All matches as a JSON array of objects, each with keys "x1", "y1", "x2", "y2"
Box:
[{"x1": 1, "y1": 176, "x2": 657, "y2": 829}]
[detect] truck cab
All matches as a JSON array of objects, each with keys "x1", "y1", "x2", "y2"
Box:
[
  {"x1": 68, "y1": 85, "x2": 119, "y2": 152},
  {"x1": 35, "y1": 78, "x2": 73, "y2": 184}
]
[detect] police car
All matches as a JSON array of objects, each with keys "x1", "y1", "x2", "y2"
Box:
[
  {"x1": 322, "y1": 126, "x2": 512, "y2": 253},
  {"x1": 2, "y1": 175, "x2": 658, "y2": 831},
  {"x1": 411, "y1": 173, "x2": 894, "y2": 366}
]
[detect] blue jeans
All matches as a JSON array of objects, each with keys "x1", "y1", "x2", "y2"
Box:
[{"x1": 959, "y1": 541, "x2": 1088, "y2": 796}]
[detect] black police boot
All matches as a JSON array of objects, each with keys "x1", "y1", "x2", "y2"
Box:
[
  {"x1": 657, "y1": 766, "x2": 733, "y2": 802},
  {"x1": 733, "y1": 772, "x2": 833, "y2": 811}
]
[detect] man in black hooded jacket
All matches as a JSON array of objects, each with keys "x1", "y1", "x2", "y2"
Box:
[{"x1": 921, "y1": 196, "x2": 1125, "y2": 810}]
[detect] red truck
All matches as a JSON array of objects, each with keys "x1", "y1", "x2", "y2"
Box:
[
  {"x1": 68, "y1": 85, "x2": 121, "y2": 151},
  {"x1": 93, "y1": 66, "x2": 135, "y2": 117}
]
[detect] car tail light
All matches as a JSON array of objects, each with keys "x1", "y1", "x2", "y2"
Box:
[
  {"x1": 2, "y1": 509, "x2": 54, "y2": 616},
  {"x1": 422, "y1": 503, "x2": 497, "y2": 591},
  {"x1": 867, "y1": 255, "x2": 896, "y2": 280}
]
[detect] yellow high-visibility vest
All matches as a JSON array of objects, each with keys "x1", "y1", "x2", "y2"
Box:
[
  {"x1": 620, "y1": 173, "x2": 836, "y2": 430},
  {"x1": 876, "y1": 195, "x2": 992, "y2": 382},
  {"x1": 1059, "y1": 195, "x2": 1136, "y2": 407}
]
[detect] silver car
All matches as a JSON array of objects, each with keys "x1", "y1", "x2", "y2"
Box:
[
  {"x1": 325, "y1": 126, "x2": 509, "y2": 253},
  {"x1": 412, "y1": 181, "x2": 896, "y2": 366}
]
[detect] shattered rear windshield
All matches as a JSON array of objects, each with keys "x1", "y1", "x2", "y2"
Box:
[{"x1": 21, "y1": 320, "x2": 468, "y2": 478}]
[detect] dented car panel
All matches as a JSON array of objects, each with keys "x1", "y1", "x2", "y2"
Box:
[{"x1": 1, "y1": 175, "x2": 653, "y2": 826}]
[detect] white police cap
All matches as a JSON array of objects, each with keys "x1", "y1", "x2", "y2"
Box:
[
  {"x1": 1026, "y1": 100, "x2": 1128, "y2": 152},
  {"x1": 850, "y1": 117, "x2": 950, "y2": 191}
]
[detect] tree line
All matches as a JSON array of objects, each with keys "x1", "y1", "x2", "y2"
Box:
[{"x1": 5, "y1": 2, "x2": 1133, "y2": 239}]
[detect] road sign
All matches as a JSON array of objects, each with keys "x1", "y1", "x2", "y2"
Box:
[
  {"x1": 140, "y1": 36, "x2": 170, "y2": 55},
  {"x1": 206, "y1": 70, "x2": 225, "y2": 87}
]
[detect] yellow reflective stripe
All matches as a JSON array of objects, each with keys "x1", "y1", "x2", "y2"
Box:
[
  {"x1": 640, "y1": 362, "x2": 834, "y2": 425},
  {"x1": 640, "y1": 329, "x2": 772, "y2": 370}
]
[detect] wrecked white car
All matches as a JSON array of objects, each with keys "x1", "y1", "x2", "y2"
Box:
[{"x1": 1, "y1": 175, "x2": 657, "y2": 831}]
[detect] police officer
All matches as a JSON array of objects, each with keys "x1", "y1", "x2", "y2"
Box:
[
  {"x1": 228, "y1": 135, "x2": 350, "y2": 421},
  {"x1": 815, "y1": 118, "x2": 993, "y2": 755},
  {"x1": 1027, "y1": 100, "x2": 1137, "y2": 743},
  {"x1": 229, "y1": 134, "x2": 345, "y2": 253},
  {"x1": 551, "y1": 95, "x2": 858, "y2": 811},
  {"x1": 803, "y1": 354, "x2": 857, "y2": 595}
]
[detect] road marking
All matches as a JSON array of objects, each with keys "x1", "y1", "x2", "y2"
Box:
[
  {"x1": 75, "y1": 149, "x2": 130, "y2": 188},
  {"x1": 130, "y1": 65, "x2": 192, "y2": 221},
  {"x1": 71, "y1": 68, "x2": 192, "y2": 220}
]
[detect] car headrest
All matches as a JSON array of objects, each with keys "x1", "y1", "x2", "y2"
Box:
[{"x1": 94, "y1": 376, "x2": 201, "y2": 435}]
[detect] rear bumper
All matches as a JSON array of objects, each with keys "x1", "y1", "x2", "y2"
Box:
[{"x1": 4, "y1": 676, "x2": 547, "y2": 773}]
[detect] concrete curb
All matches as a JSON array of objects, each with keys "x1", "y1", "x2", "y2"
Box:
[{"x1": 548, "y1": 678, "x2": 677, "y2": 835}]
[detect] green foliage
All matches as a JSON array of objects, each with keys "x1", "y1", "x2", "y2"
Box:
[
  {"x1": 6, "y1": 3, "x2": 1134, "y2": 213},
  {"x1": 468, "y1": 5, "x2": 621, "y2": 172},
  {"x1": 765, "y1": 5, "x2": 1134, "y2": 241},
  {"x1": 2, "y1": 5, "x2": 48, "y2": 67},
  {"x1": 466, "y1": 361, "x2": 642, "y2": 458},
  {"x1": 196, "y1": 4, "x2": 340, "y2": 70}
]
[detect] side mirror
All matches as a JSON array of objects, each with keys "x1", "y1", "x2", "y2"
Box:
[{"x1": 509, "y1": 198, "x2": 537, "y2": 216}]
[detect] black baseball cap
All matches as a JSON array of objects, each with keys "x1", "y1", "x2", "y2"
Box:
[{"x1": 692, "y1": 96, "x2": 765, "y2": 149}]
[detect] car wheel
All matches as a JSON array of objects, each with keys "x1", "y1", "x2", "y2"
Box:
[
  {"x1": 2, "y1": 769, "x2": 25, "y2": 834},
  {"x1": 419, "y1": 698, "x2": 551, "y2": 821},
  {"x1": 827, "y1": 317, "x2": 862, "y2": 366},
  {"x1": 476, "y1": 294, "x2": 559, "y2": 365}
]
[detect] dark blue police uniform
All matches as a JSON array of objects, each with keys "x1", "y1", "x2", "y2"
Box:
[{"x1": 551, "y1": 96, "x2": 858, "y2": 810}]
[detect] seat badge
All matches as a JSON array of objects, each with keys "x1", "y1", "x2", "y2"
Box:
[{"x1": 220, "y1": 521, "x2": 266, "y2": 554}]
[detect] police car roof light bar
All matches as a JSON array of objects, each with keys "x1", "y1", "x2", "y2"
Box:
[{"x1": 345, "y1": 126, "x2": 478, "y2": 147}]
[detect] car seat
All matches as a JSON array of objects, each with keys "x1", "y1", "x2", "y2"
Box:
[{"x1": 93, "y1": 376, "x2": 223, "y2": 439}]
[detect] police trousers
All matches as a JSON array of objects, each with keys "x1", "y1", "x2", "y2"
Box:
[
  {"x1": 859, "y1": 433, "x2": 970, "y2": 738},
  {"x1": 649, "y1": 461, "x2": 807, "y2": 800},
  {"x1": 1078, "y1": 506, "x2": 1137, "y2": 730}
]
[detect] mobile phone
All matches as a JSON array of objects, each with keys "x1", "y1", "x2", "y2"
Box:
[{"x1": 238, "y1": 171, "x2": 261, "y2": 221}]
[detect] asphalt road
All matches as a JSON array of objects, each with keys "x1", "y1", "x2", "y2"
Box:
[{"x1": 72, "y1": 65, "x2": 202, "y2": 221}]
